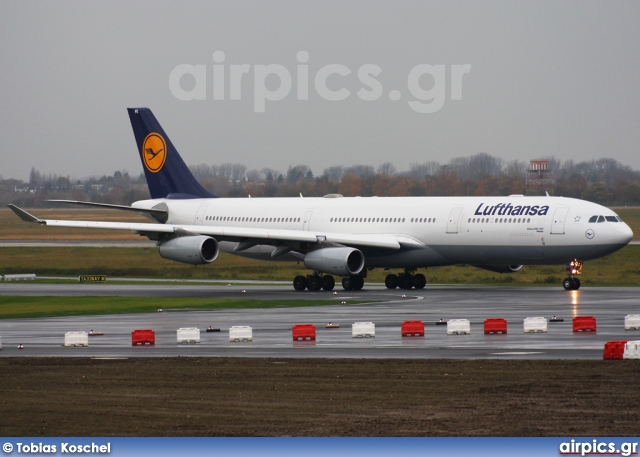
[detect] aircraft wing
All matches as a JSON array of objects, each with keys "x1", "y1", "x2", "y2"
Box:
[
  {"x1": 46, "y1": 200, "x2": 168, "y2": 222},
  {"x1": 8, "y1": 205, "x2": 422, "y2": 251},
  {"x1": 9, "y1": 204, "x2": 175, "y2": 234}
]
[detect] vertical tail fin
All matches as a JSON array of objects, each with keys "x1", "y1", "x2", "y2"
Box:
[{"x1": 128, "y1": 108, "x2": 217, "y2": 199}]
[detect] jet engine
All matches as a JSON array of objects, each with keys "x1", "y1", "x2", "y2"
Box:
[
  {"x1": 159, "y1": 235, "x2": 219, "y2": 265},
  {"x1": 472, "y1": 264, "x2": 524, "y2": 274},
  {"x1": 304, "y1": 247, "x2": 365, "y2": 276}
]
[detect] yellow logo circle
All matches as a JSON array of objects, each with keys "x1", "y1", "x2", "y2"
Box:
[{"x1": 142, "y1": 133, "x2": 167, "y2": 173}]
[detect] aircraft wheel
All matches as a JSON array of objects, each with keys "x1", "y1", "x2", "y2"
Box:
[
  {"x1": 351, "y1": 275, "x2": 364, "y2": 291},
  {"x1": 307, "y1": 275, "x2": 322, "y2": 291},
  {"x1": 562, "y1": 277, "x2": 574, "y2": 291},
  {"x1": 321, "y1": 275, "x2": 335, "y2": 291},
  {"x1": 293, "y1": 275, "x2": 307, "y2": 291},
  {"x1": 573, "y1": 278, "x2": 581, "y2": 290},
  {"x1": 342, "y1": 277, "x2": 353, "y2": 291},
  {"x1": 413, "y1": 273, "x2": 426, "y2": 289},
  {"x1": 398, "y1": 273, "x2": 414, "y2": 290},
  {"x1": 385, "y1": 274, "x2": 398, "y2": 289}
]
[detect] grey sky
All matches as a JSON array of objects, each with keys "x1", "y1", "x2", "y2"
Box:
[{"x1": 1, "y1": 1, "x2": 639, "y2": 181}]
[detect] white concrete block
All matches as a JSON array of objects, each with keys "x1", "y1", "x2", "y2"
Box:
[
  {"x1": 64, "y1": 331, "x2": 88, "y2": 347},
  {"x1": 624, "y1": 314, "x2": 640, "y2": 330},
  {"x1": 229, "y1": 326, "x2": 253, "y2": 342},
  {"x1": 524, "y1": 317, "x2": 548, "y2": 333},
  {"x1": 447, "y1": 319, "x2": 471, "y2": 335},
  {"x1": 177, "y1": 327, "x2": 200, "y2": 344},
  {"x1": 623, "y1": 340, "x2": 640, "y2": 359},
  {"x1": 352, "y1": 322, "x2": 375, "y2": 338}
]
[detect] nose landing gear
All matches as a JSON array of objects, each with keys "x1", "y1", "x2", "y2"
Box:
[{"x1": 563, "y1": 260, "x2": 582, "y2": 290}]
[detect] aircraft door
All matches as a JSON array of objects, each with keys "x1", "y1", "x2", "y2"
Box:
[
  {"x1": 551, "y1": 207, "x2": 569, "y2": 234},
  {"x1": 446, "y1": 207, "x2": 463, "y2": 234},
  {"x1": 303, "y1": 210, "x2": 313, "y2": 231},
  {"x1": 195, "y1": 205, "x2": 207, "y2": 225}
]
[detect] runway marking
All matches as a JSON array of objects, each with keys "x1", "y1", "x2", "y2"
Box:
[
  {"x1": 491, "y1": 352, "x2": 544, "y2": 355},
  {"x1": 91, "y1": 357, "x2": 129, "y2": 360}
]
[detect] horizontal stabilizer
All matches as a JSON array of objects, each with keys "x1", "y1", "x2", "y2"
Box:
[{"x1": 7, "y1": 205, "x2": 43, "y2": 224}]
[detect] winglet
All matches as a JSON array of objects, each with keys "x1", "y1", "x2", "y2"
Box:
[{"x1": 7, "y1": 204, "x2": 44, "y2": 224}]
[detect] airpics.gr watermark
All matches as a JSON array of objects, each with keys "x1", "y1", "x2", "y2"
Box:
[{"x1": 169, "y1": 51, "x2": 471, "y2": 113}]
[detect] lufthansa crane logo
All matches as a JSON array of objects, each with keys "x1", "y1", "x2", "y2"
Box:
[{"x1": 142, "y1": 132, "x2": 167, "y2": 173}]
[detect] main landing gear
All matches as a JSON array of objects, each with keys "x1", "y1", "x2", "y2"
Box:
[
  {"x1": 293, "y1": 273, "x2": 366, "y2": 291},
  {"x1": 385, "y1": 270, "x2": 426, "y2": 290},
  {"x1": 293, "y1": 273, "x2": 335, "y2": 291},
  {"x1": 563, "y1": 259, "x2": 583, "y2": 291},
  {"x1": 341, "y1": 275, "x2": 364, "y2": 291}
]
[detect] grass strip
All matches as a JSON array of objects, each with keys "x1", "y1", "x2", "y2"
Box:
[{"x1": 0, "y1": 296, "x2": 369, "y2": 320}]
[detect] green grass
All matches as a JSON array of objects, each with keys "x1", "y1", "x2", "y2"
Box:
[{"x1": 0, "y1": 296, "x2": 368, "y2": 320}]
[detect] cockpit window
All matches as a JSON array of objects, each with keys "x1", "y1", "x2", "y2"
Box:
[{"x1": 589, "y1": 215, "x2": 622, "y2": 223}]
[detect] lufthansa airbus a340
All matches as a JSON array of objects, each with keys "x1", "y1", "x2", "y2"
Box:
[{"x1": 9, "y1": 108, "x2": 633, "y2": 291}]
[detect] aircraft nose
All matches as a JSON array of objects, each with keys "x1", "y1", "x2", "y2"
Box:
[{"x1": 618, "y1": 222, "x2": 634, "y2": 245}]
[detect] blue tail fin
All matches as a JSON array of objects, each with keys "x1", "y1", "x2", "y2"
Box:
[{"x1": 128, "y1": 108, "x2": 217, "y2": 199}]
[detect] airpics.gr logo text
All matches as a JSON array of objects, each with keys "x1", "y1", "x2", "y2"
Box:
[
  {"x1": 142, "y1": 132, "x2": 167, "y2": 173},
  {"x1": 168, "y1": 51, "x2": 471, "y2": 113}
]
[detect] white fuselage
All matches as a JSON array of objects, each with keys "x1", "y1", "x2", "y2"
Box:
[{"x1": 134, "y1": 195, "x2": 633, "y2": 269}]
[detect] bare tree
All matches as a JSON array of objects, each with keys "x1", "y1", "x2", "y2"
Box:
[
  {"x1": 377, "y1": 162, "x2": 396, "y2": 176},
  {"x1": 407, "y1": 161, "x2": 441, "y2": 179},
  {"x1": 344, "y1": 165, "x2": 375, "y2": 178},
  {"x1": 230, "y1": 163, "x2": 247, "y2": 182},
  {"x1": 323, "y1": 166, "x2": 344, "y2": 181},
  {"x1": 468, "y1": 153, "x2": 503, "y2": 179}
]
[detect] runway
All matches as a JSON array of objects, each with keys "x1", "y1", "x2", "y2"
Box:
[{"x1": 1, "y1": 282, "x2": 639, "y2": 359}]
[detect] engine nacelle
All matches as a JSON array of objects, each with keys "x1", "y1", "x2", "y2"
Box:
[
  {"x1": 472, "y1": 264, "x2": 524, "y2": 274},
  {"x1": 159, "y1": 236, "x2": 219, "y2": 265},
  {"x1": 304, "y1": 247, "x2": 365, "y2": 276}
]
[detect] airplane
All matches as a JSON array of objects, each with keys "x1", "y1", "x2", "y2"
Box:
[{"x1": 8, "y1": 108, "x2": 634, "y2": 292}]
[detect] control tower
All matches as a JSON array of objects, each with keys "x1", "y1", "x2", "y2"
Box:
[{"x1": 526, "y1": 159, "x2": 554, "y2": 188}]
